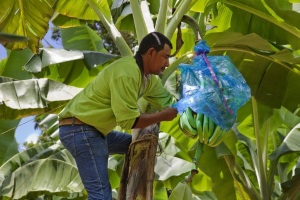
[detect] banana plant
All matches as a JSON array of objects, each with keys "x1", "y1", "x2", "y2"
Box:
[
  {"x1": 0, "y1": 0, "x2": 56, "y2": 53},
  {"x1": 0, "y1": 0, "x2": 300, "y2": 199}
]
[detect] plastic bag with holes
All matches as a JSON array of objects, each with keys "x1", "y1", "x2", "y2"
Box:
[{"x1": 172, "y1": 40, "x2": 251, "y2": 131}]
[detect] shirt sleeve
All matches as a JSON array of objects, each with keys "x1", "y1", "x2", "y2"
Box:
[{"x1": 110, "y1": 75, "x2": 141, "y2": 130}]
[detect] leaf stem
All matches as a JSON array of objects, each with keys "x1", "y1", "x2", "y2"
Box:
[{"x1": 252, "y1": 97, "x2": 269, "y2": 199}]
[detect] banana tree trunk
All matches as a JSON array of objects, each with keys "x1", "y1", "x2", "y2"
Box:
[{"x1": 118, "y1": 124, "x2": 159, "y2": 200}]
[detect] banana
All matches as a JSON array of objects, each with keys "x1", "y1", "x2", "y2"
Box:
[
  {"x1": 179, "y1": 111, "x2": 198, "y2": 139},
  {"x1": 202, "y1": 115, "x2": 209, "y2": 144},
  {"x1": 207, "y1": 116, "x2": 215, "y2": 139},
  {"x1": 195, "y1": 113, "x2": 204, "y2": 143},
  {"x1": 185, "y1": 107, "x2": 197, "y2": 129},
  {"x1": 210, "y1": 130, "x2": 225, "y2": 147},
  {"x1": 208, "y1": 126, "x2": 221, "y2": 147},
  {"x1": 179, "y1": 113, "x2": 191, "y2": 136}
]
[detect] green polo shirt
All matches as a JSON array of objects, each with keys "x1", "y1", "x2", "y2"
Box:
[{"x1": 59, "y1": 56, "x2": 175, "y2": 135}]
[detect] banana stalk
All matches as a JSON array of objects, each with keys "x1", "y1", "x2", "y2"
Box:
[{"x1": 185, "y1": 140, "x2": 203, "y2": 183}]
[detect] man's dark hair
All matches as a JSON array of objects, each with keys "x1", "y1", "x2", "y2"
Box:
[
  {"x1": 138, "y1": 32, "x2": 173, "y2": 55},
  {"x1": 134, "y1": 32, "x2": 172, "y2": 73}
]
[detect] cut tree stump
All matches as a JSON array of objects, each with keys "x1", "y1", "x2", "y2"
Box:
[{"x1": 118, "y1": 124, "x2": 159, "y2": 200}]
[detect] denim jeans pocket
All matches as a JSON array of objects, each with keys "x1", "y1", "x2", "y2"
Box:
[{"x1": 77, "y1": 131, "x2": 109, "y2": 158}]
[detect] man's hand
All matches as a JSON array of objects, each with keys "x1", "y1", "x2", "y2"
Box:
[{"x1": 161, "y1": 107, "x2": 178, "y2": 121}]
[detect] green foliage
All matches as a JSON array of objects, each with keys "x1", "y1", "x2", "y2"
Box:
[
  {"x1": 0, "y1": 120, "x2": 19, "y2": 165},
  {"x1": 0, "y1": 0, "x2": 300, "y2": 199}
]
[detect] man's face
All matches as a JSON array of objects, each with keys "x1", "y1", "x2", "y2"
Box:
[{"x1": 148, "y1": 44, "x2": 171, "y2": 75}]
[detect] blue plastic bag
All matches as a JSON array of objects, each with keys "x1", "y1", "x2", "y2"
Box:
[{"x1": 172, "y1": 41, "x2": 251, "y2": 130}]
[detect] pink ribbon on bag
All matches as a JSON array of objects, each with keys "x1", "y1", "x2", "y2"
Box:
[{"x1": 201, "y1": 53, "x2": 234, "y2": 115}]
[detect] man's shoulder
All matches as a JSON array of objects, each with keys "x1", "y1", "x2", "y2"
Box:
[
  {"x1": 108, "y1": 57, "x2": 139, "y2": 75},
  {"x1": 114, "y1": 56, "x2": 135, "y2": 64}
]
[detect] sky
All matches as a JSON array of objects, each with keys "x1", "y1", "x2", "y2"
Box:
[
  {"x1": 0, "y1": 44, "x2": 7, "y2": 59},
  {"x1": 1, "y1": 22, "x2": 62, "y2": 151},
  {"x1": 15, "y1": 116, "x2": 40, "y2": 151}
]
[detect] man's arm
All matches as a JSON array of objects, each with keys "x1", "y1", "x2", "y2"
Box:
[{"x1": 132, "y1": 107, "x2": 178, "y2": 128}]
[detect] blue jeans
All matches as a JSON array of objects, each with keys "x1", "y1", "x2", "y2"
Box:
[{"x1": 59, "y1": 124, "x2": 132, "y2": 200}]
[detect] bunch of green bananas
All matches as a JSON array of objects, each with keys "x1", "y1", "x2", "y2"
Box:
[{"x1": 179, "y1": 107, "x2": 226, "y2": 147}]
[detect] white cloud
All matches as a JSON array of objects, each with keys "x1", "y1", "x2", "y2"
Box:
[{"x1": 25, "y1": 132, "x2": 40, "y2": 144}]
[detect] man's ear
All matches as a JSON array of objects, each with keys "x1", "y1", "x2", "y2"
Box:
[{"x1": 147, "y1": 47, "x2": 156, "y2": 56}]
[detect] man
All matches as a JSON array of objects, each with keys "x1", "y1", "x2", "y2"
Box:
[{"x1": 58, "y1": 32, "x2": 178, "y2": 200}]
